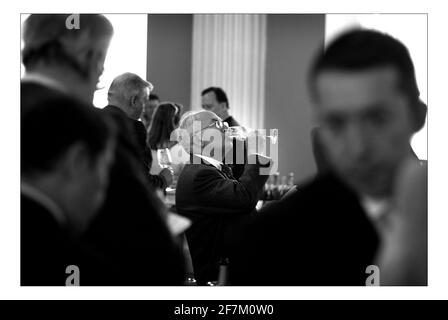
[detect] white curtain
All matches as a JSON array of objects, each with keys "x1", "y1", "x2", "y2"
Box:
[{"x1": 191, "y1": 14, "x2": 267, "y2": 130}]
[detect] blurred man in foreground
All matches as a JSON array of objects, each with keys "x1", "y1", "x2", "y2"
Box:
[
  {"x1": 229, "y1": 29, "x2": 427, "y2": 285},
  {"x1": 21, "y1": 96, "x2": 116, "y2": 285},
  {"x1": 21, "y1": 14, "x2": 185, "y2": 285},
  {"x1": 21, "y1": 14, "x2": 113, "y2": 107}
]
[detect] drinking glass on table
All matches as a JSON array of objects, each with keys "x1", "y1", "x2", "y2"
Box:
[{"x1": 157, "y1": 148, "x2": 173, "y2": 168}]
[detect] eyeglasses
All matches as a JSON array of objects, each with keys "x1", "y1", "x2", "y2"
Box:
[{"x1": 193, "y1": 119, "x2": 229, "y2": 135}]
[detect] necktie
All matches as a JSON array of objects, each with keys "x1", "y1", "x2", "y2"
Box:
[{"x1": 221, "y1": 164, "x2": 235, "y2": 180}]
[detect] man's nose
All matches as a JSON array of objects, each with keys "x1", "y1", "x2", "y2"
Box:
[{"x1": 345, "y1": 122, "x2": 370, "y2": 160}]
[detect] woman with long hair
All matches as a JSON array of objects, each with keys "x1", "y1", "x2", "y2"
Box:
[{"x1": 147, "y1": 102, "x2": 189, "y2": 175}]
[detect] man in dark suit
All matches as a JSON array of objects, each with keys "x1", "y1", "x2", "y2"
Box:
[
  {"x1": 201, "y1": 87, "x2": 240, "y2": 128},
  {"x1": 229, "y1": 29, "x2": 427, "y2": 285},
  {"x1": 201, "y1": 87, "x2": 245, "y2": 180},
  {"x1": 106, "y1": 72, "x2": 173, "y2": 190},
  {"x1": 175, "y1": 110, "x2": 271, "y2": 285},
  {"x1": 21, "y1": 14, "x2": 185, "y2": 285},
  {"x1": 21, "y1": 96, "x2": 116, "y2": 286}
]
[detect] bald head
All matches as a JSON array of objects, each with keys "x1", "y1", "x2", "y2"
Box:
[
  {"x1": 178, "y1": 110, "x2": 220, "y2": 136},
  {"x1": 108, "y1": 73, "x2": 153, "y2": 120},
  {"x1": 177, "y1": 110, "x2": 232, "y2": 160}
]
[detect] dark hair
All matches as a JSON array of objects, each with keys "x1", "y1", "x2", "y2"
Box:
[
  {"x1": 22, "y1": 14, "x2": 113, "y2": 74},
  {"x1": 309, "y1": 28, "x2": 426, "y2": 131},
  {"x1": 22, "y1": 96, "x2": 115, "y2": 175},
  {"x1": 149, "y1": 93, "x2": 160, "y2": 101},
  {"x1": 201, "y1": 87, "x2": 229, "y2": 109},
  {"x1": 147, "y1": 102, "x2": 182, "y2": 150}
]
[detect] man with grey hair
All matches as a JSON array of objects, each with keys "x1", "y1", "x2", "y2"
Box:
[
  {"x1": 108, "y1": 72, "x2": 153, "y2": 121},
  {"x1": 175, "y1": 110, "x2": 271, "y2": 285},
  {"x1": 105, "y1": 72, "x2": 173, "y2": 189}
]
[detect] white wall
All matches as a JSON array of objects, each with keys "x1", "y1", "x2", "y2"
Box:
[
  {"x1": 21, "y1": 14, "x2": 148, "y2": 110},
  {"x1": 93, "y1": 14, "x2": 148, "y2": 108}
]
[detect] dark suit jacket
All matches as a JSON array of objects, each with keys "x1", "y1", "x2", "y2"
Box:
[
  {"x1": 227, "y1": 172, "x2": 380, "y2": 285},
  {"x1": 223, "y1": 116, "x2": 240, "y2": 127},
  {"x1": 176, "y1": 155, "x2": 269, "y2": 284},
  {"x1": 21, "y1": 82, "x2": 185, "y2": 285},
  {"x1": 102, "y1": 105, "x2": 166, "y2": 190},
  {"x1": 223, "y1": 116, "x2": 245, "y2": 180},
  {"x1": 21, "y1": 194, "x2": 76, "y2": 286}
]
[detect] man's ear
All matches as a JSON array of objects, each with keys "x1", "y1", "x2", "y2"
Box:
[
  {"x1": 60, "y1": 143, "x2": 90, "y2": 179},
  {"x1": 130, "y1": 95, "x2": 138, "y2": 106},
  {"x1": 412, "y1": 100, "x2": 427, "y2": 132}
]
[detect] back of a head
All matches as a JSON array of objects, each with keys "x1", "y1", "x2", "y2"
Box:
[
  {"x1": 178, "y1": 109, "x2": 217, "y2": 132},
  {"x1": 22, "y1": 14, "x2": 113, "y2": 72},
  {"x1": 108, "y1": 72, "x2": 153, "y2": 105},
  {"x1": 176, "y1": 110, "x2": 218, "y2": 153},
  {"x1": 22, "y1": 96, "x2": 115, "y2": 176},
  {"x1": 309, "y1": 28, "x2": 426, "y2": 131},
  {"x1": 201, "y1": 86, "x2": 229, "y2": 108}
]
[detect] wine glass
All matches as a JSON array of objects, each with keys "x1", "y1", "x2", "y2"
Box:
[
  {"x1": 157, "y1": 148, "x2": 173, "y2": 169},
  {"x1": 157, "y1": 148, "x2": 175, "y2": 189}
]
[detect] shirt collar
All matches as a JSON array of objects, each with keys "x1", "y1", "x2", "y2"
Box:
[
  {"x1": 22, "y1": 72, "x2": 68, "y2": 94},
  {"x1": 361, "y1": 196, "x2": 392, "y2": 222},
  {"x1": 21, "y1": 182, "x2": 68, "y2": 226},
  {"x1": 194, "y1": 154, "x2": 222, "y2": 170}
]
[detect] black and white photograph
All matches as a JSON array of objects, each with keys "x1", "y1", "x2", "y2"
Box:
[
  {"x1": 18, "y1": 12, "x2": 428, "y2": 287},
  {"x1": 3, "y1": 0, "x2": 448, "y2": 308}
]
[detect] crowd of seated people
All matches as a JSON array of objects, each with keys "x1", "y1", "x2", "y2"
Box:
[{"x1": 21, "y1": 14, "x2": 427, "y2": 286}]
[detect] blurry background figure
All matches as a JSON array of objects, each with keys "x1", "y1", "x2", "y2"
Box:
[
  {"x1": 106, "y1": 73, "x2": 173, "y2": 189},
  {"x1": 141, "y1": 93, "x2": 160, "y2": 129},
  {"x1": 148, "y1": 102, "x2": 189, "y2": 179},
  {"x1": 201, "y1": 87, "x2": 239, "y2": 127},
  {"x1": 376, "y1": 159, "x2": 427, "y2": 285},
  {"x1": 202, "y1": 86, "x2": 245, "y2": 179},
  {"x1": 21, "y1": 96, "x2": 116, "y2": 285}
]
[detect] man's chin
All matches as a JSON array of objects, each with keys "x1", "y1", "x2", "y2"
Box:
[{"x1": 347, "y1": 178, "x2": 393, "y2": 200}]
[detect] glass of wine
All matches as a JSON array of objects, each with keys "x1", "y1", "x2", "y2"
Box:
[
  {"x1": 226, "y1": 126, "x2": 278, "y2": 158},
  {"x1": 157, "y1": 148, "x2": 173, "y2": 169},
  {"x1": 226, "y1": 126, "x2": 278, "y2": 144},
  {"x1": 157, "y1": 148, "x2": 175, "y2": 189}
]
